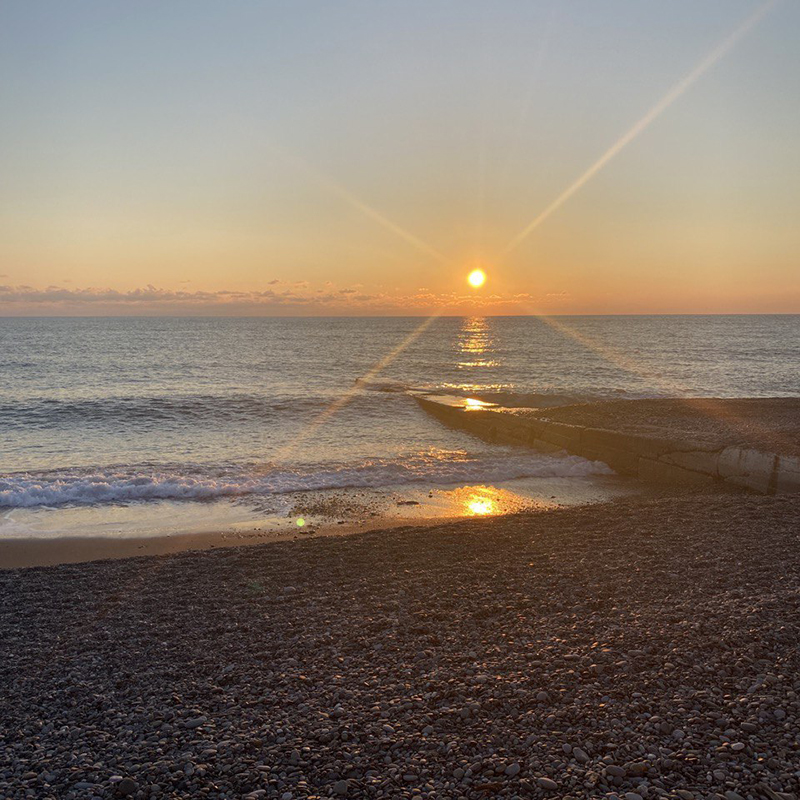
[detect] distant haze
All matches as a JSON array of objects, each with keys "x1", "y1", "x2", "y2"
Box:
[{"x1": 1, "y1": 0, "x2": 798, "y2": 315}]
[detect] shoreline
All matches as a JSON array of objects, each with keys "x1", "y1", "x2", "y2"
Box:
[
  {"x1": 0, "y1": 474, "x2": 644, "y2": 570},
  {"x1": 0, "y1": 515, "x2": 430, "y2": 570},
  {"x1": 2, "y1": 492, "x2": 799, "y2": 797}
]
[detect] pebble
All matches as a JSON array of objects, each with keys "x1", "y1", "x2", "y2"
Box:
[
  {"x1": 606, "y1": 765, "x2": 626, "y2": 778},
  {"x1": 741, "y1": 721, "x2": 758, "y2": 732},
  {"x1": 116, "y1": 777, "x2": 138, "y2": 796},
  {"x1": 1, "y1": 493, "x2": 798, "y2": 800}
]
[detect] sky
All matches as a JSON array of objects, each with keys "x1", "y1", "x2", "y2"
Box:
[{"x1": 1, "y1": 0, "x2": 798, "y2": 316}]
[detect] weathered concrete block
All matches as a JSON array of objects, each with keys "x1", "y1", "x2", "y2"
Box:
[
  {"x1": 501, "y1": 420, "x2": 536, "y2": 443},
  {"x1": 776, "y1": 455, "x2": 800, "y2": 493},
  {"x1": 523, "y1": 418, "x2": 548, "y2": 439},
  {"x1": 460, "y1": 409, "x2": 494, "y2": 433},
  {"x1": 719, "y1": 447, "x2": 778, "y2": 494},
  {"x1": 532, "y1": 438, "x2": 563, "y2": 454},
  {"x1": 622, "y1": 433, "x2": 701, "y2": 459},
  {"x1": 660, "y1": 449, "x2": 721, "y2": 476},
  {"x1": 415, "y1": 394, "x2": 795, "y2": 495},
  {"x1": 638, "y1": 457, "x2": 715, "y2": 487},
  {"x1": 541, "y1": 421, "x2": 582, "y2": 450},
  {"x1": 580, "y1": 446, "x2": 638, "y2": 475},
  {"x1": 581, "y1": 428, "x2": 638, "y2": 453}
]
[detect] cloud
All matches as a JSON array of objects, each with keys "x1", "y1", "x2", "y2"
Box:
[{"x1": 0, "y1": 282, "x2": 546, "y2": 315}]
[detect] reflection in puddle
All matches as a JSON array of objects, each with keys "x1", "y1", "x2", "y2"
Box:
[
  {"x1": 467, "y1": 496, "x2": 494, "y2": 515},
  {"x1": 425, "y1": 484, "x2": 544, "y2": 518}
]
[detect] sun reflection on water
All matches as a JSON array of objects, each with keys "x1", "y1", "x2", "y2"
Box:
[{"x1": 456, "y1": 316, "x2": 500, "y2": 371}]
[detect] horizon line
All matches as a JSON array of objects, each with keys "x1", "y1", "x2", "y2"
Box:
[{"x1": 1, "y1": 311, "x2": 798, "y2": 320}]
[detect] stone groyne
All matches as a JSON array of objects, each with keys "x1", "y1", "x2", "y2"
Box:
[{"x1": 415, "y1": 394, "x2": 800, "y2": 494}]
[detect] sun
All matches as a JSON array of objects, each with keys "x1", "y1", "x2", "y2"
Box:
[{"x1": 467, "y1": 268, "x2": 486, "y2": 288}]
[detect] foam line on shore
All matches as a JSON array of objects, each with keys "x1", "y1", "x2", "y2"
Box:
[{"x1": 0, "y1": 452, "x2": 612, "y2": 509}]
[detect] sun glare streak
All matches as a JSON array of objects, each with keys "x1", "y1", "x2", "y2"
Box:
[
  {"x1": 521, "y1": 307, "x2": 795, "y2": 451},
  {"x1": 498, "y1": 2, "x2": 559, "y2": 188},
  {"x1": 268, "y1": 142, "x2": 450, "y2": 265},
  {"x1": 272, "y1": 315, "x2": 439, "y2": 464},
  {"x1": 501, "y1": 0, "x2": 780, "y2": 256},
  {"x1": 255, "y1": 0, "x2": 779, "y2": 468},
  {"x1": 531, "y1": 312, "x2": 692, "y2": 397}
]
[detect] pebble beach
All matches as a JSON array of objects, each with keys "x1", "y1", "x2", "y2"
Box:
[{"x1": 2, "y1": 492, "x2": 799, "y2": 799}]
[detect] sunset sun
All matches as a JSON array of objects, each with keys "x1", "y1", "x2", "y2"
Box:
[{"x1": 467, "y1": 268, "x2": 486, "y2": 288}]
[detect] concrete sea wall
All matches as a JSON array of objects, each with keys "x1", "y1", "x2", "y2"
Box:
[{"x1": 415, "y1": 395, "x2": 800, "y2": 495}]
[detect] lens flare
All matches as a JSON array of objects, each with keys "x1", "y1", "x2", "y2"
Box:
[
  {"x1": 468, "y1": 269, "x2": 486, "y2": 288},
  {"x1": 501, "y1": 0, "x2": 780, "y2": 256}
]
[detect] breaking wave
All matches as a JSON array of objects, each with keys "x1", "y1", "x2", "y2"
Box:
[{"x1": 0, "y1": 450, "x2": 613, "y2": 509}]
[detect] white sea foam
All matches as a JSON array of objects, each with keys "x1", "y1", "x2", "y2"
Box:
[{"x1": 0, "y1": 452, "x2": 612, "y2": 509}]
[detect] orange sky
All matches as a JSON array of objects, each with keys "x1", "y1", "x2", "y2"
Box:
[{"x1": 1, "y1": 1, "x2": 798, "y2": 315}]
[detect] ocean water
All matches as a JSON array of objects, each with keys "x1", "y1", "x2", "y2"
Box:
[{"x1": 1, "y1": 316, "x2": 797, "y2": 533}]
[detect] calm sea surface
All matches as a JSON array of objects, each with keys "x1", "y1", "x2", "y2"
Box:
[{"x1": 1, "y1": 316, "x2": 797, "y2": 528}]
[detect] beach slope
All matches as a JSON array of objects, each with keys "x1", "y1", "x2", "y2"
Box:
[{"x1": 1, "y1": 493, "x2": 799, "y2": 798}]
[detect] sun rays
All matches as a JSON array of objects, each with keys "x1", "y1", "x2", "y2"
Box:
[
  {"x1": 265, "y1": 140, "x2": 451, "y2": 267},
  {"x1": 501, "y1": 0, "x2": 781, "y2": 257},
  {"x1": 261, "y1": 0, "x2": 782, "y2": 457},
  {"x1": 270, "y1": 314, "x2": 440, "y2": 464}
]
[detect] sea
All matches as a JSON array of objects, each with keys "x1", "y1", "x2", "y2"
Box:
[{"x1": 1, "y1": 315, "x2": 798, "y2": 541}]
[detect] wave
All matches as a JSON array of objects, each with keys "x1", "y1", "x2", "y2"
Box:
[
  {"x1": 0, "y1": 386, "x2": 672, "y2": 432},
  {"x1": 0, "y1": 393, "x2": 332, "y2": 429},
  {"x1": 0, "y1": 451, "x2": 613, "y2": 508}
]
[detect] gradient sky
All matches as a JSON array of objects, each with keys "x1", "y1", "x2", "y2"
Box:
[{"x1": 1, "y1": 0, "x2": 798, "y2": 315}]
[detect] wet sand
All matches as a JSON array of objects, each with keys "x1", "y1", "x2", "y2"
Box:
[{"x1": 0, "y1": 517, "x2": 412, "y2": 570}]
